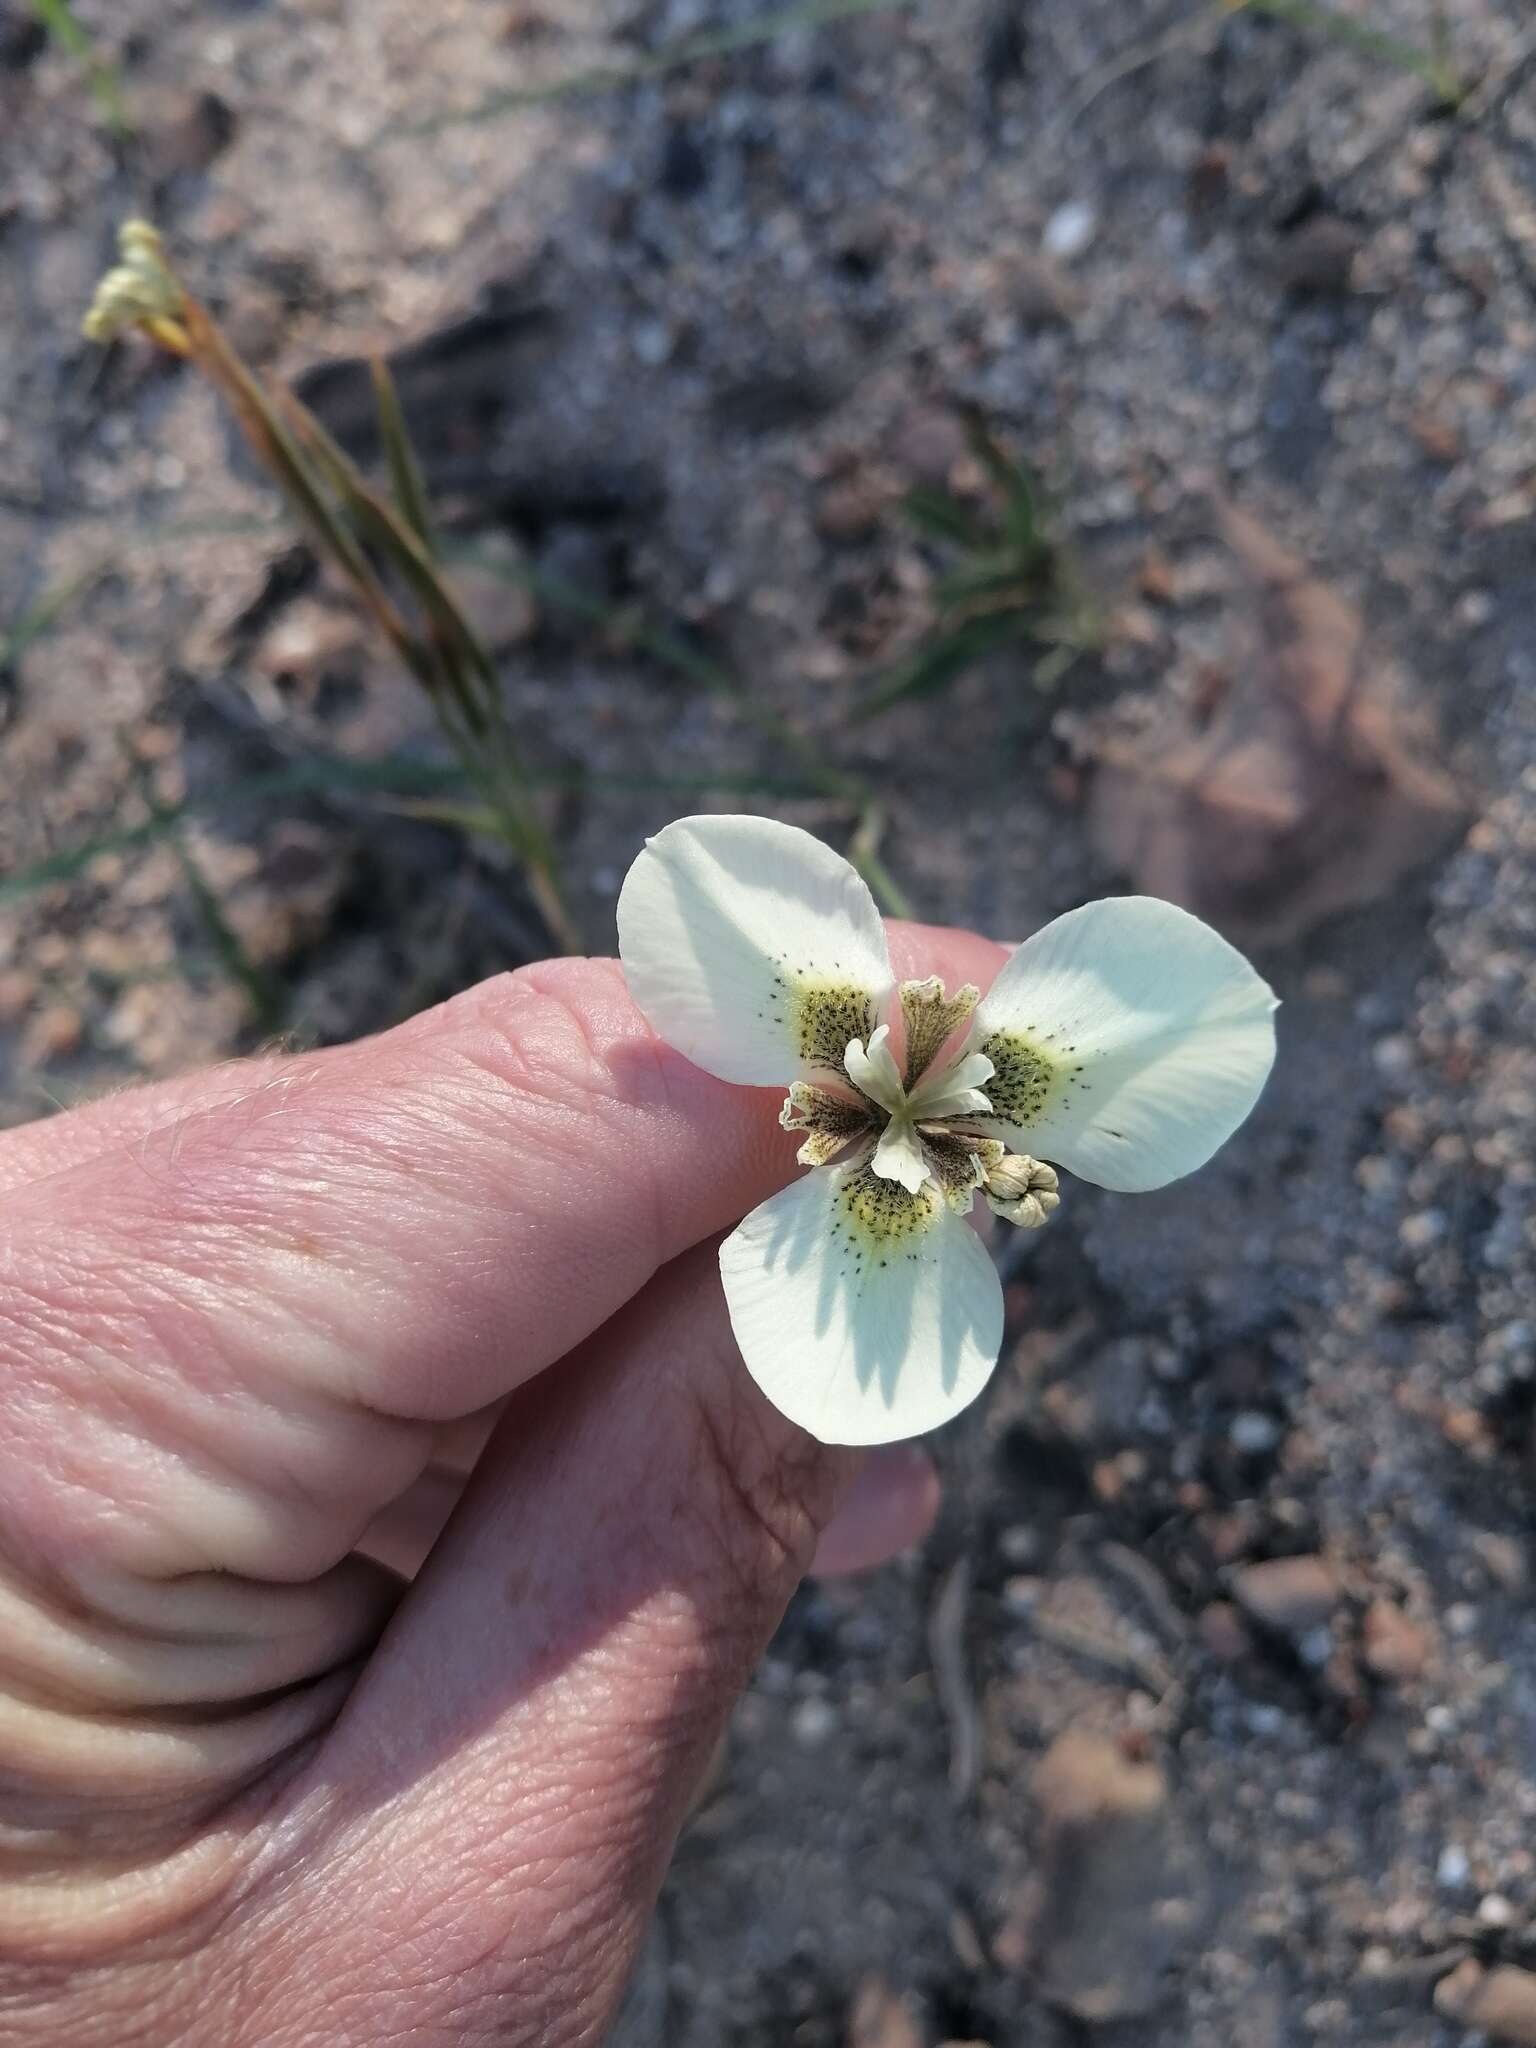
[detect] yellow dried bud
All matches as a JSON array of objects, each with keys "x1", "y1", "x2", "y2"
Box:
[{"x1": 82, "y1": 220, "x2": 186, "y2": 347}]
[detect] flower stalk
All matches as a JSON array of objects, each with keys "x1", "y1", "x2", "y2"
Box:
[{"x1": 84, "y1": 221, "x2": 579, "y2": 954}]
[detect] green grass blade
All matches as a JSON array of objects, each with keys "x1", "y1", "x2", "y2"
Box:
[
  {"x1": 167, "y1": 830, "x2": 286, "y2": 1035},
  {"x1": 124, "y1": 757, "x2": 285, "y2": 1033},
  {"x1": 0, "y1": 757, "x2": 827, "y2": 905},
  {"x1": 0, "y1": 565, "x2": 105, "y2": 672},
  {"x1": 400, "y1": 0, "x2": 916, "y2": 137},
  {"x1": 902, "y1": 488, "x2": 992, "y2": 550},
  {"x1": 857, "y1": 613, "x2": 1024, "y2": 720},
  {"x1": 26, "y1": 0, "x2": 131, "y2": 132},
  {"x1": 371, "y1": 357, "x2": 437, "y2": 556},
  {"x1": 1238, "y1": 0, "x2": 1464, "y2": 103}
]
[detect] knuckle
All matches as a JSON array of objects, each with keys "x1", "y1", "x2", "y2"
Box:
[{"x1": 681, "y1": 1377, "x2": 844, "y2": 1610}]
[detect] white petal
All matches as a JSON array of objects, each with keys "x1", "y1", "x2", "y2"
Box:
[
  {"x1": 616, "y1": 815, "x2": 895, "y2": 1085},
  {"x1": 970, "y1": 896, "x2": 1278, "y2": 1193},
  {"x1": 871, "y1": 1117, "x2": 929, "y2": 1192},
  {"x1": 719, "y1": 1160, "x2": 1005, "y2": 1446},
  {"x1": 843, "y1": 1024, "x2": 905, "y2": 1113},
  {"x1": 907, "y1": 1049, "x2": 995, "y2": 1120}
]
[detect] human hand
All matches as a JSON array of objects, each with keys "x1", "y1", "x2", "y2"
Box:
[{"x1": 0, "y1": 921, "x2": 1001, "y2": 2045}]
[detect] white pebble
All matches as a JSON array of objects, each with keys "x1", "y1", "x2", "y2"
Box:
[
  {"x1": 1230, "y1": 1410, "x2": 1282, "y2": 1454},
  {"x1": 1437, "y1": 1843, "x2": 1470, "y2": 1889},
  {"x1": 1043, "y1": 200, "x2": 1098, "y2": 261},
  {"x1": 791, "y1": 1696, "x2": 838, "y2": 1747}
]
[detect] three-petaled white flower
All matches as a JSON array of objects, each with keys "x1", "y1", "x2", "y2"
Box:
[{"x1": 617, "y1": 815, "x2": 1277, "y2": 1446}]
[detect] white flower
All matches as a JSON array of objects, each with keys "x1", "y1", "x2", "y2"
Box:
[{"x1": 617, "y1": 815, "x2": 1278, "y2": 1447}]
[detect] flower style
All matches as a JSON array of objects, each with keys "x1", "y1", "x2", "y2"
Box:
[{"x1": 617, "y1": 815, "x2": 1277, "y2": 1446}]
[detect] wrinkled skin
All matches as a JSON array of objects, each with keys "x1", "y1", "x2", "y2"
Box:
[{"x1": 0, "y1": 923, "x2": 1002, "y2": 2046}]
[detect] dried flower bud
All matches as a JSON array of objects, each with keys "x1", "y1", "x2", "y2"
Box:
[
  {"x1": 83, "y1": 220, "x2": 187, "y2": 347},
  {"x1": 984, "y1": 1153, "x2": 1060, "y2": 1229}
]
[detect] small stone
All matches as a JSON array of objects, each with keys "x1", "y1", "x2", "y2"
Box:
[
  {"x1": 893, "y1": 406, "x2": 968, "y2": 489},
  {"x1": 998, "y1": 1523, "x2": 1041, "y2": 1568},
  {"x1": 254, "y1": 599, "x2": 365, "y2": 692},
  {"x1": 1042, "y1": 199, "x2": 1097, "y2": 261},
  {"x1": 1442, "y1": 1406, "x2": 1493, "y2": 1455},
  {"x1": 1271, "y1": 215, "x2": 1362, "y2": 297},
  {"x1": 1410, "y1": 409, "x2": 1463, "y2": 464},
  {"x1": 847, "y1": 1974, "x2": 926, "y2": 2048},
  {"x1": 1436, "y1": 1844, "x2": 1471, "y2": 1889},
  {"x1": 220, "y1": 284, "x2": 289, "y2": 366},
  {"x1": 144, "y1": 88, "x2": 239, "y2": 179},
  {"x1": 1229, "y1": 1410, "x2": 1282, "y2": 1455},
  {"x1": 816, "y1": 478, "x2": 883, "y2": 545},
  {"x1": 1372, "y1": 1032, "x2": 1415, "y2": 1080},
  {"x1": 18, "y1": 1004, "x2": 83, "y2": 1067},
  {"x1": 1399, "y1": 1209, "x2": 1447, "y2": 1251},
  {"x1": 1473, "y1": 1532, "x2": 1527, "y2": 1592},
  {"x1": 1480, "y1": 1894, "x2": 1519, "y2": 1929},
  {"x1": 1197, "y1": 1601, "x2": 1252, "y2": 1663},
  {"x1": 1361, "y1": 1601, "x2": 1429, "y2": 1684},
  {"x1": 1001, "y1": 1728, "x2": 1194, "y2": 2021},
  {"x1": 1138, "y1": 545, "x2": 1178, "y2": 604},
  {"x1": 451, "y1": 533, "x2": 540, "y2": 652},
  {"x1": 791, "y1": 1695, "x2": 838, "y2": 1747},
  {"x1": 630, "y1": 317, "x2": 674, "y2": 367},
  {"x1": 1231, "y1": 1556, "x2": 1339, "y2": 1635},
  {"x1": 0, "y1": 967, "x2": 38, "y2": 1023},
  {"x1": 1434, "y1": 1959, "x2": 1536, "y2": 2045}
]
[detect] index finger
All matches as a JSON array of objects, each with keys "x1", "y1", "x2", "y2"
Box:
[{"x1": 4, "y1": 924, "x2": 1006, "y2": 1432}]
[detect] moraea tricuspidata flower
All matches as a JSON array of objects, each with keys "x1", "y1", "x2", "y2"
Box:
[{"x1": 618, "y1": 815, "x2": 1277, "y2": 1446}]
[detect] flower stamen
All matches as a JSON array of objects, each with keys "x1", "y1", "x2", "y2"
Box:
[{"x1": 780, "y1": 1081, "x2": 875, "y2": 1167}]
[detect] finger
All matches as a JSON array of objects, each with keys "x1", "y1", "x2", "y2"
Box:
[
  {"x1": 2, "y1": 926, "x2": 1003, "y2": 1594},
  {"x1": 811, "y1": 1443, "x2": 941, "y2": 1576},
  {"x1": 355, "y1": 1435, "x2": 940, "y2": 1584},
  {"x1": 0, "y1": 1056, "x2": 290, "y2": 1196},
  {"x1": 0, "y1": 926, "x2": 1002, "y2": 1840},
  {"x1": 353, "y1": 1462, "x2": 464, "y2": 1578},
  {"x1": 245, "y1": 1242, "x2": 859, "y2": 2046}
]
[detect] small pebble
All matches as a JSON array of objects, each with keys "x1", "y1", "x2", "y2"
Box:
[
  {"x1": 1197, "y1": 1601, "x2": 1251, "y2": 1663},
  {"x1": 1361, "y1": 1601, "x2": 1429, "y2": 1684},
  {"x1": 1002, "y1": 1575, "x2": 1044, "y2": 1615},
  {"x1": 790, "y1": 1696, "x2": 838, "y2": 1748},
  {"x1": 1042, "y1": 199, "x2": 1097, "y2": 261},
  {"x1": 1437, "y1": 1843, "x2": 1471, "y2": 1889},
  {"x1": 1229, "y1": 1410, "x2": 1282, "y2": 1455},
  {"x1": 1435, "y1": 1958, "x2": 1536, "y2": 2045},
  {"x1": 1399, "y1": 1209, "x2": 1447, "y2": 1251},
  {"x1": 1231, "y1": 1555, "x2": 1339, "y2": 1635},
  {"x1": 998, "y1": 1524, "x2": 1041, "y2": 1568},
  {"x1": 18, "y1": 1004, "x2": 84, "y2": 1067},
  {"x1": 631, "y1": 318, "x2": 673, "y2": 366}
]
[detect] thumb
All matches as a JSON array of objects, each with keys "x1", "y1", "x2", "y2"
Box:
[{"x1": 231, "y1": 1244, "x2": 856, "y2": 2046}]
